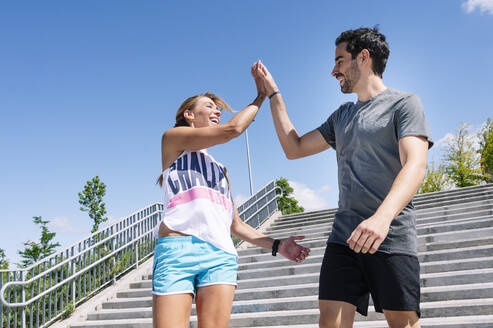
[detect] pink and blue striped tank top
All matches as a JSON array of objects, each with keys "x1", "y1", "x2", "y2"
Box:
[{"x1": 154, "y1": 150, "x2": 236, "y2": 255}]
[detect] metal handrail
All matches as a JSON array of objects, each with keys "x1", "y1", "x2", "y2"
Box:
[
  {"x1": 0, "y1": 229, "x2": 155, "y2": 307},
  {"x1": 243, "y1": 196, "x2": 279, "y2": 229},
  {"x1": 17, "y1": 202, "x2": 163, "y2": 273},
  {"x1": 235, "y1": 180, "x2": 280, "y2": 246},
  {"x1": 237, "y1": 180, "x2": 278, "y2": 215},
  {"x1": 0, "y1": 181, "x2": 280, "y2": 328},
  {"x1": 0, "y1": 202, "x2": 163, "y2": 328},
  {"x1": 0, "y1": 210, "x2": 163, "y2": 307},
  {"x1": 1, "y1": 209, "x2": 159, "y2": 281},
  {"x1": 238, "y1": 181, "x2": 272, "y2": 210}
]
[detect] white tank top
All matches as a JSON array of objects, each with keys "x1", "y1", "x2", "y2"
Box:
[{"x1": 154, "y1": 150, "x2": 237, "y2": 256}]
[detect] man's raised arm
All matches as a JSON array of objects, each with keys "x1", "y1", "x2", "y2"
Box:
[{"x1": 255, "y1": 61, "x2": 330, "y2": 159}]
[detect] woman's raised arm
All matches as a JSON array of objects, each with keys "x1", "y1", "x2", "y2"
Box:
[{"x1": 161, "y1": 61, "x2": 267, "y2": 170}]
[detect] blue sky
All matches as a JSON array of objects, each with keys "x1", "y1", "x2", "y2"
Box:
[{"x1": 1, "y1": 1, "x2": 492, "y2": 265}]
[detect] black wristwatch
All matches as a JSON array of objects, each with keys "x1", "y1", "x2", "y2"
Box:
[{"x1": 272, "y1": 239, "x2": 281, "y2": 256}]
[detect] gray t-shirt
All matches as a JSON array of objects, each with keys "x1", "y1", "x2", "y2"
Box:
[{"x1": 317, "y1": 88, "x2": 433, "y2": 256}]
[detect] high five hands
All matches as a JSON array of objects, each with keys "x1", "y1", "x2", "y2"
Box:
[
  {"x1": 252, "y1": 60, "x2": 279, "y2": 96},
  {"x1": 251, "y1": 60, "x2": 268, "y2": 99}
]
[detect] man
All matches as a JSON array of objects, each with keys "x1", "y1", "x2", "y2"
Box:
[{"x1": 255, "y1": 27, "x2": 433, "y2": 328}]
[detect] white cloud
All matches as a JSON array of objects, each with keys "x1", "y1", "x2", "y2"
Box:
[
  {"x1": 234, "y1": 194, "x2": 249, "y2": 206},
  {"x1": 105, "y1": 216, "x2": 120, "y2": 226},
  {"x1": 288, "y1": 180, "x2": 331, "y2": 212},
  {"x1": 435, "y1": 133, "x2": 455, "y2": 147},
  {"x1": 436, "y1": 124, "x2": 483, "y2": 151},
  {"x1": 48, "y1": 217, "x2": 74, "y2": 233},
  {"x1": 318, "y1": 184, "x2": 332, "y2": 193},
  {"x1": 462, "y1": 0, "x2": 493, "y2": 14}
]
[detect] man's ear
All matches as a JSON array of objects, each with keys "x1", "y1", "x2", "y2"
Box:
[{"x1": 359, "y1": 49, "x2": 371, "y2": 66}]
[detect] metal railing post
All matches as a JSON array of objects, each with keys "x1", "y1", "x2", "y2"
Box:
[
  {"x1": 111, "y1": 226, "x2": 116, "y2": 285},
  {"x1": 21, "y1": 270, "x2": 26, "y2": 328},
  {"x1": 135, "y1": 242, "x2": 140, "y2": 269},
  {"x1": 71, "y1": 247, "x2": 75, "y2": 305}
]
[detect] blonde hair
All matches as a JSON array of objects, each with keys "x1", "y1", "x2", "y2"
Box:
[{"x1": 157, "y1": 92, "x2": 234, "y2": 186}]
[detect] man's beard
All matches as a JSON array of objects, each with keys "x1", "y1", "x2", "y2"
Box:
[{"x1": 340, "y1": 59, "x2": 361, "y2": 94}]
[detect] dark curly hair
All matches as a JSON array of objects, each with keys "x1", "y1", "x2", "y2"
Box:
[{"x1": 335, "y1": 27, "x2": 390, "y2": 77}]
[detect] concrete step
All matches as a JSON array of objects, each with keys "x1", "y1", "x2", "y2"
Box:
[
  {"x1": 416, "y1": 199, "x2": 493, "y2": 218},
  {"x1": 120, "y1": 275, "x2": 493, "y2": 314},
  {"x1": 103, "y1": 297, "x2": 152, "y2": 310},
  {"x1": 266, "y1": 213, "x2": 493, "y2": 241},
  {"x1": 72, "y1": 313, "x2": 493, "y2": 328},
  {"x1": 268, "y1": 203, "x2": 493, "y2": 232},
  {"x1": 413, "y1": 184, "x2": 493, "y2": 203},
  {"x1": 237, "y1": 239, "x2": 327, "y2": 257},
  {"x1": 418, "y1": 225, "x2": 493, "y2": 245},
  {"x1": 103, "y1": 281, "x2": 493, "y2": 316},
  {"x1": 239, "y1": 267, "x2": 493, "y2": 290},
  {"x1": 419, "y1": 244, "x2": 493, "y2": 262},
  {"x1": 71, "y1": 318, "x2": 151, "y2": 328},
  {"x1": 87, "y1": 307, "x2": 151, "y2": 320},
  {"x1": 417, "y1": 216, "x2": 493, "y2": 235},
  {"x1": 84, "y1": 297, "x2": 493, "y2": 323},
  {"x1": 423, "y1": 236, "x2": 493, "y2": 251},
  {"x1": 265, "y1": 212, "x2": 479, "y2": 238},
  {"x1": 247, "y1": 314, "x2": 493, "y2": 327},
  {"x1": 417, "y1": 213, "x2": 493, "y2": 229},
  {"x1": 239, "y1": 233, "x2": 493, "y2": 267},
  {"x1": 232, "y1": 281, "x2": 493, "y2": 304},
  {"x1": 135, "y1": 255, "x2": 493, "y2": 290},
  {"x1": 273, "y1": 188, "x2": 493, "y2": 225},
  {"x1": 238, "y1": 221, "x2": 493, "y2": 258},
  {"x1": 264, "y1": 221, "x2": 332, "y2": 235},
  {"x1": 267, "y1": 205, "x2": 493, "y2": 237},
  {"x1": 268, "y1": 216, "x2": 333, "y2": 230},
  {"x1": 277, "y1": 208, "x2": 337, "y2": 221},
  {"x1": 265, "y1": 224, "x2": 493, "y2": 256},
  {"x1": 236, "y1": 243, "x2": 493, "y2": 272},
  {"x1": 415, "y1": 193, "x2": 493, "y2": 210},
  {"x1": 414, "y1": 184, "x2": 493, "y2": 200},
  {"x1": 238, "y1": 253, "x2": 493, "y2": 279},
  {"x1": 193, "y1": 303, "x2": 493, "y2": 327},
  {"x1": 239, "y1": 231, "x2": 493, "y2": 268},
  {"x1": 265, "y1": 205, "x2": 493, "y2": 241}
]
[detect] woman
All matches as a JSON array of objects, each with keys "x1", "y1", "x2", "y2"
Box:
[{"x1": 152, "y1": 61, "x2": 310, "y2": 328}]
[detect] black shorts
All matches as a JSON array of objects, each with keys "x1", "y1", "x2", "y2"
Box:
[{"x1": 319, "y1": 242, "x2": 420, "y2": 317}]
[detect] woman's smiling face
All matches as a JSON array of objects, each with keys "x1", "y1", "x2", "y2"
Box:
[{"x1": 186, "y1": 96, "x2": 222, "y2": 128}]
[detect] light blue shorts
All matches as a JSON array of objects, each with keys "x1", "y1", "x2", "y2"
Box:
[{"x1": 152, "y1": 236, "x2": 238, "y2": 296}]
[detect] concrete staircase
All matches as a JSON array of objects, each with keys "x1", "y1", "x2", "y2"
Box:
[{"x1": 71, "y1": 184, "x2": 493, "y2": 327}]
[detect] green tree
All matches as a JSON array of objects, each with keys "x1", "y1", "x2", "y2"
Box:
[
  {"x1": 478, "y1": 118, "x2": 493, "y2": 182},
  {"x1": 79, "y1": 176, "x2": 108, "y2": 233},
  {"x1": 0, "y1": 248, "x2": 9, "y2": 269},
  {"x1": 276, "y1": 178, "x2": 304, "y2": 215},
  {"x1": 442, "y1": 123, "x2": 484, "y2": 188},
  {"x1": 18, "y1": 216, "x2": 60, "y2": 267},
  {"x1": 418, "y1": 162, "x2": 449, "y2": 194}
]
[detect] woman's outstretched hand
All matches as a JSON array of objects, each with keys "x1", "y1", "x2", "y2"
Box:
[
  {"x1": 278, "y1": 236, "x2": 310, "y2": 263},
  {"x1": 255, "y1": 61, "x2": 279, "y2": 96},
  {"x1": 251, "y1": 60, "x2": 267, "y2": 99}
]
